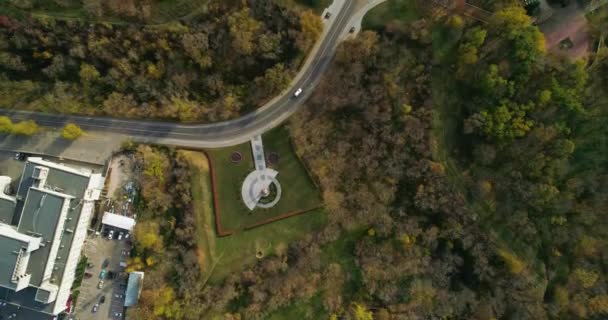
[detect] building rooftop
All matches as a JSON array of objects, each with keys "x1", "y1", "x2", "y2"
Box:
[
  {"x1": 0, "y1": 157, "x2": 104, "y2": 318},
  {"x1": 102, "y1": 212, "x2": 136, "y2": 231},
  {"x1": 124, "y1": 271, "x2": 144, "y2": 307},
  {"x1": 0, "y1": 224, "x2": 41, "y2": 291}
]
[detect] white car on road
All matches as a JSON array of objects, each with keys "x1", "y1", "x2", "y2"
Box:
[{"x1": 293, "y1": 88, "x2": 303, "y2": 97}]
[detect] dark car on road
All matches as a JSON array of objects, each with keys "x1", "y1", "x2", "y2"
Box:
[
  {"x1": 100, "y1": 296, "x2": 106, "y2": 304},
  {"x1": 102, "y1": 258, "x2": 110, "y2": 269}
]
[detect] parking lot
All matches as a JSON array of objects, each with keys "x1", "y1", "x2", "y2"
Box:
[{"x1": 73, "y1": 228, "x2": 131, "y2": 320}]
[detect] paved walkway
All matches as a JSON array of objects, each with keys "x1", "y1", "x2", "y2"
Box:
[
  {"x1": 241, "y1": 135, "x2": 280, "y2": 210},
  {"x1": 251, "y1": 135, "x2": 267, "y2": 172}
]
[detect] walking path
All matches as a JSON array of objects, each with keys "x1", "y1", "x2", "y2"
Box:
[{"x1": 241, "y1": 135, "x2": 281, "y2": 210}]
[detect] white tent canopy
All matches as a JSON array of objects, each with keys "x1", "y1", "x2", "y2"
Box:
[{"x1": 102, "y1": 212, "x2": 136, "y2": 231}]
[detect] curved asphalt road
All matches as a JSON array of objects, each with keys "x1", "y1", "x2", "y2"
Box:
[{"x1": 0, "y1": 0, "x2": 358, "y2": 148}]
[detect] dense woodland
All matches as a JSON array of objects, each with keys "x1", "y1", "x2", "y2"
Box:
[
  {"x1": 39, "y1": 1, "x2": 607, "y2": 319},
  {"x1": 0, "y1": 0, "x2": 322, "y2": 121}
]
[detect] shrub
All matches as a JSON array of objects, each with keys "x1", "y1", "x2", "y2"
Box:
[
  {"x1": 62, "y1": 123, "x2": 84, "y2": 140},
  {"x1": 11, "y1": 120, "x2": 39, "y2": 136}
]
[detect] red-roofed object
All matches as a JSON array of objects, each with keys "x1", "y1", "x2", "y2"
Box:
[{"x1": 65, "y1": 294, "x2": 73, "y2": 313}]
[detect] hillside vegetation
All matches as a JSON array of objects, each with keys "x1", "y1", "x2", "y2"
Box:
[
  {"x1": 101, "y1": 2, "x2": 608, "y2": 320},
  {"x1": 0, "y1": 0, "x2": 322, "y2": 122}
]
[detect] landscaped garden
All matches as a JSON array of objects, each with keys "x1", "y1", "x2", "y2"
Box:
[
  {"x1": 207, "y1": 126, "x2": 322, "y2": 233},
  {"x1": 179, "y1": 126, "x2": 326, "y2": 283}
]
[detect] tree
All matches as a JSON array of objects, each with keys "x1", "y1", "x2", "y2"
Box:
[
  {"x1": 353, "y1": 303, "x2": 374, "y2": 320},
  {"x1": 134, "y1": 220, "x2": 163, "y2": 253},
  {"x1": 11, "y1": 120, "x2": 39, "y2": 136},
  {"x1": 255, "y1": 63, "x2": 291, "y2": 98},
  {"x1": 0, "y1": 116, "x2": 13, "y2": 133},
  {"x1": 489, "y1": 6, "x2": 545, "y2": 79},
  {"x1": 589, "y1": 295, "x2": 608, "y2": 315},
  {"x1": 83, "y1": 0, "x2": 103, "y2": 17},
  {"x1": 296, "y1": 10, "x2": 323, "y2": 51},
  {"x1": 227, "y1": 8, "x2": 261, "y2": 55},
  {"x1": 79, "y1": 63, "x2": 100, "y2": 84},
  {"x1": 0, "y1": 52, "x2": 26, "y2": 71},
  {"x1": 457, "y1": 27, "x2": 487, "y2": 75},
  {"x1": 573, "y1": 268, "x2": 598, "y2": 288},
  {"x1": 61, "y1": 123, "x2": 84, "y2": 140},
  {"x1": 497, "y1": 249, "x2": 526, "y2": 274}
]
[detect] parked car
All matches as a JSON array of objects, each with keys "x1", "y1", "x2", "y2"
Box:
[
  {"x1": 114, "y1": 294, "x2": 124, "y2": 299},
  {"x1": 117, "y1": 232, "x2": 123, "y2": 240},
  {"x1": 92, "y1": 303, "x2": 99, "y2": 313},
  {"x1": 102, "y1": 258, "x2": 110, "y2": 269},
  {"x1": 99, "y1": 269, "x2": 106, "y2": 279},
  {"x1": 108, "y1": 230, "x2": 114, "y2": 240},
  {"x1": 98, "y1": 280, "x2": 104, "y2": 289},
  {"x1": 114, "y1": 312, "x2": 123, "y2": 317},
  {"x1": 325, "y1": 12, "x2": 331, "y2": 19},
  {"x1": 99, "y1": 296, "x2": 106, "y2": 304},
  {"x1": 84, "y1": 272, "x2": 93, "y2": 278},
  {"x1": 107, "y1": 271, "x2": 116, "y2": 280}
]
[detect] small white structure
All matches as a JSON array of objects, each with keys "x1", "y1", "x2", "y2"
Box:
[
  {"x1": 124, "y1": 271, "x2": 144, "y2": 307},
  {"x1": 102, "y1": 212, "x2": 136, "y2": 232},
  {"x1": 241, "y1": 135, "x2": 282, "y2": 210}
]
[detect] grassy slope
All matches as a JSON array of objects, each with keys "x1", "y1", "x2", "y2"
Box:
[
  {"x1": 208, "y1": 126, "x2": 322, "y2": 232},
  {"x1": 178, "y1": 150, "x2": 217, "y2": 276}
]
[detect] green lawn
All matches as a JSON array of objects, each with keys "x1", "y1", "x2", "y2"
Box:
[
  {"x1": 362, "y1": 0, "x2": 420, "y2": 30},
  {"x1": 181, "y1": 138, "x2": 327, "y2": 283},
  {"x1": 207, "y1": 126, "x2": 322, "y2": 232}
]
